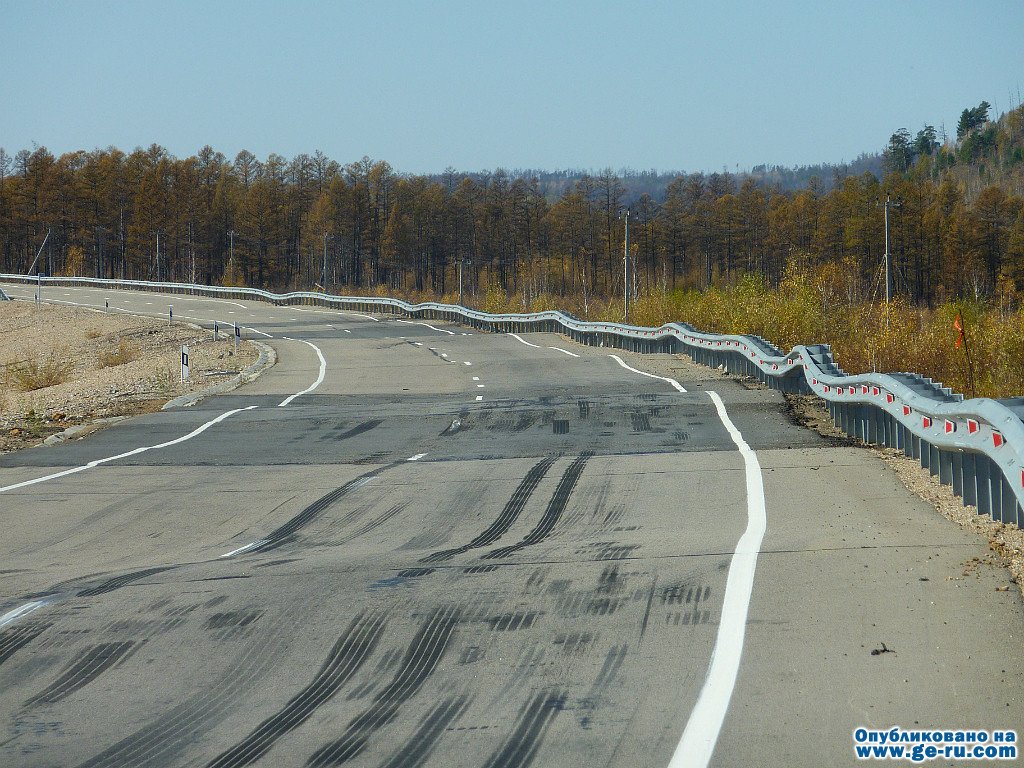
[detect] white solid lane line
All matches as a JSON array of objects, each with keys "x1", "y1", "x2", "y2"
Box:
[
  {"x1": 0, "y1": 406, "x2": 259, "y2": 495},
  {"x1": 278, "y1": 338, "x2": 327, "y2": 407},
  {"x1": 395, "y1": 319, "x2": 456, "y2": 335},
  {"x1": 407, "y1": 453, "x2": 427, "y2": 461},
  {"x1": 508, "y1": 332, "x2": 542, "y2": 349},
  {"x1": 608, "y1": 354, "x2": 687, "y2": 392},
  {"x1": 548, "y1": 346, "x2": 579, "y2": 357},
  {"x1": 0, "y1": 600, "x2": 48, "y2": 629},
  {"x1": 669, "y1": 390, "x2": 767, "y2": 768}
]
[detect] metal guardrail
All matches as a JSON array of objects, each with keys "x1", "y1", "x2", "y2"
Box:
[
  {"x1": 3, "y1": 272, "x2": 1022, "y2": 526},
  {"x1": 0, "y1": 285, "x2": 10, "y2": 301}
]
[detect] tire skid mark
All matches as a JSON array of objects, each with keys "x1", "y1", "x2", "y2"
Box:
[
  {"x1": 248, "y1": 465, "x2": 395, "y2": 555},
  {"x1": 578, "y1": 644, "x2": 628, "y2": 728},
  {"x1": 77, "y1": 566, "x2": 178, "y2": 597},
  {"x1": 327, "y1": 501, "x2": 409, "y2": 549},
  {"x1": 333, "y1": 419, "x2": 383, "y2": 441},
  {"x1": 205, "y1": 613, "x2": 386, "y2": 768},
  {"x1": 306, "y1": 606, "x2": 461, "y2": 766},
  {"x1": 484, "y1": 453, "x2": 593, "y2": 560},
  {"x1": 0, "y1": 623, "x2": 50, "y2": 667},
  {"x1": 482, "y1": 689, "x2": 566, "y2": 768},
  {"x1": 378, "y1": 695, "x2": 470, "y2": 768},
  {"x1": 25, "y1": 641, "x2": 137, "y2": 707},
  {"x1": 76, "y1": 600, "x2": 311, "y2": 768},
  {"x1": 421, "y1": 457, "x2": 557, "y2": 563}
]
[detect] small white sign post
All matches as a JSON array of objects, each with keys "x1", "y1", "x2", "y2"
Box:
[
  {"x1": 180, "y1": 345, "x2": 190, "y2": 383},
  {"x1": 234, "y1": 323, "x2": 240, "y2": 353}
]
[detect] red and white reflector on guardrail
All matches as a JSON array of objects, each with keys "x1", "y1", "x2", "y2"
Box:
[
  {"x1": 886, "y1": 393, "x2": 894, "y2": 403},
  {"x1": 922, "y1": 416, "x2": 933, "y2": 428},
  {"x1": 848, "y1": 386, "x2": 856, "y2": 395},
  {"x1": 967, "y1": 419, "x2": 979, "y2": 434},
  {"x1": 903, "y1": 405, "x2": 912, "y2": 416},
  {"x1": 993, "y1": 431, "x2": 1005, "y2": 448},
  {"x1": 944, "y1": 420, "x2": 956, "y2": 434},
  {"x1": 861, "y1": 385, "x2": 869, "y2": 394},
  {"x1": 824, "y1": 385, "x2": 830, "y2": 392},
  {"x1": 872, "y1": 386, "x2": 880, "y2": 396}
]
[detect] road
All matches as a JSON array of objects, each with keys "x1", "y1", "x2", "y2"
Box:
[{"x1": 1, "y1": 282, "x2": 1021, "y2": 767}]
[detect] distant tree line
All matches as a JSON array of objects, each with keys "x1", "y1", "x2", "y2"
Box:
[{"x1": 1, "y1": 102, "x2": 1022, "y2": 310}]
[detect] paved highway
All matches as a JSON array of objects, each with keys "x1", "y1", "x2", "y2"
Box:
[{"x1": 1, "y1": 283, "x2": 1021, "y2": 767}]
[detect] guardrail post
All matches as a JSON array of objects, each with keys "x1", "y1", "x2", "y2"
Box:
[
  {"x1": 928, "y1": 443, "x2": 940, "y2": 477},
  {"x1": 976, "y1": 455, "x2": 992, "y2": 516},
  {"x1": 1001, "y1": 477, "x2": 1018, "y2": 526},
  {"x1": 939, "y1": 448, "x2": 953, "y2": 484},
  {"x1": 951, "y1": 452, "x2": 964, "y2": 497},
  {"x1": 961, "y1": 452, "x2": 977, "y2": 507},
  {"x1": 990, "y1": 463, "x2": 1004, "y2": 521}
]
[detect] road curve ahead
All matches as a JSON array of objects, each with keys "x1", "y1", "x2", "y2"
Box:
[{"x1": 1, "y1": 283, "x2": 1021, "y2": 768}]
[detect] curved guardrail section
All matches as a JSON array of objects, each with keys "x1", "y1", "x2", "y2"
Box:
[{"x1": 3, "y1": 272, "x2": 1022, "y2": 526}]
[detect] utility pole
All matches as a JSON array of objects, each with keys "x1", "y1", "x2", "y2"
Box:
[
  {"x1": 880, "y1": 195, "x2": 901, "y2": 327},
  {"x1": 155, "y1": 230, "x2": 161, "y2": 282},
  {"x1": 322, "y1": 232, "x2": 332, "y2": 290},
  {"x1": 623, "y1": 209, "x2": 630, "y2": 322},
  {"x1": 458, "y1": 257, "x2": 465, "y2": 305},
  {"x1": 188, "y1": 221, "x2": 195, "y2": 284},
  {"x1": 228, "y1": 229, "x2": 236, "y2": 276}
]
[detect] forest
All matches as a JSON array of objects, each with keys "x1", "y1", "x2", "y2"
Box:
[{"x1": 2, "y1": 101, "x2": 1024, "y2": 397}]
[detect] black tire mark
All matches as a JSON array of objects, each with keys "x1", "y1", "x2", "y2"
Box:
[
  {"x1": 334, "y1": 420, "x2": 382, "y2": 441},
  {"x1": 483, "y1": 689, "x2": 565, "y2": 768},
  {"x1": 421, "y1": 457, "x2": 556, "y2": 563},
  {"x1": 76, "y1": 598, "x2": 316, "y2": 768},
  {"x1": 25, "y1": 641, "x2": 136, "y2": 706},
  {"x1": 205, "y1": 613, "x2": 385, "y2": 768},
  {"x1": 327, "y1": 502, "x2": 409, "y2": 549},
  {"x1": 378, "y1": 696, "x2": 469, "y2": 768},
  {"x1": 484, "y1": 453, "x2": 592, "y2": 560},
  {"x1": 77, "y1": 566, "x2": 178, "y2": 597},
  {"x1": 251, "y1": 465, "x2": 395, "y2": 554},
  {"x1": 578, "y1": 644, "x2": 628, "y2": 728},
  {"x1": 306, "y1": 606, "x2": 460, "y2": 766},
  {"x1": 0, "y1": 623, "x2": 49, "y2": 667}
]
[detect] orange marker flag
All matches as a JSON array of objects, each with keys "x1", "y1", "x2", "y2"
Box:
[{"x1": 953, "y1": 313, "x2": 964, "y2": 349}]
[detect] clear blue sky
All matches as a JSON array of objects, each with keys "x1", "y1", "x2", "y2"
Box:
[{"x1": 3, "y1": 0, "x2": 1022, "y2": 174}]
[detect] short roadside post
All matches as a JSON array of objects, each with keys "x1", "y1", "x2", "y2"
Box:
[
  {"x1": 234, "y1": 322, "x2": 240, "y2": 353},
  {"x1": 169, "y1": 305, "x2": 173, "y2": 325},
  {"x1": 214, "y1": 320, "x2": 219, "y2": 342},
  {"x1": 180, "y1": 345, "x2": 190, "y2": 383}
]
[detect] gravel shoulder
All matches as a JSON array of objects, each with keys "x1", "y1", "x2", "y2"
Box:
[
  {"x1": 0, "y1": 301, "x2": 260, "y2": 454},
  {"x1": 787, "y1": 392, "x2": 1024, "y2": 599}
]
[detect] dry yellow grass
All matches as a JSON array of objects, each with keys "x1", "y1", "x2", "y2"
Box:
[
  {"x1": 5, "y1": 348, "x2": 76, "y2": 391},
  {"x1": 96, "y1": 338, "x2": 140, "y2": 368}
]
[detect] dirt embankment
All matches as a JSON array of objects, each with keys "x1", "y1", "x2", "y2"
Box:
[{"x1": 0, "y1": 302, "x2": 259, "y2": 454}]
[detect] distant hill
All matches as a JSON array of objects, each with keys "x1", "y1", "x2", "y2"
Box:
[
  {"x1": 427, "y1": 154, "x2": 885, "y2": 204},
  {"x1": 884, "y1": 101, "x2": 1024, "y2": 200}
]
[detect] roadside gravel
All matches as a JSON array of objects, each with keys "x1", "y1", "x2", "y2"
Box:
[
  {"x1": 1, "y1": 301, "x2": 259, "y2": 454},
  {"x1": 787, "y1": 393, "x2": 1024, "y2": 599}
]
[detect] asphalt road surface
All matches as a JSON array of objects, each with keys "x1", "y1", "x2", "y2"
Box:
[{"x1": 1, "y1": 283, "x2": 1022, "y2": 767}]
